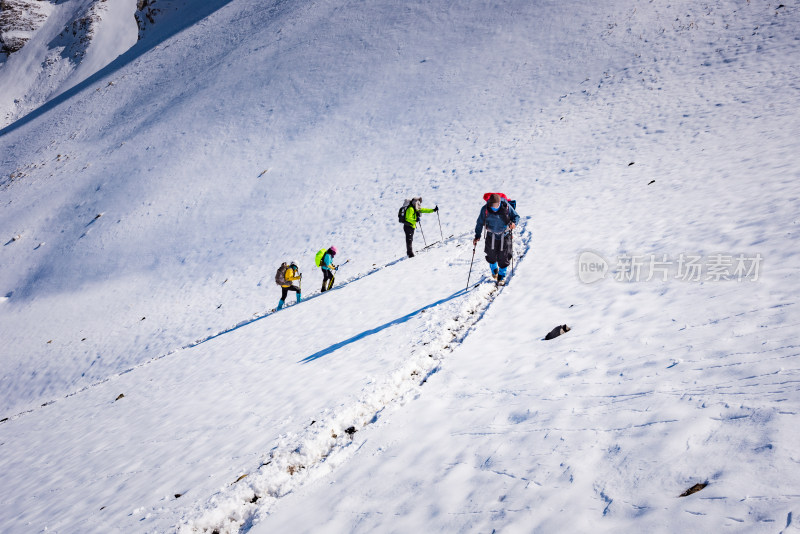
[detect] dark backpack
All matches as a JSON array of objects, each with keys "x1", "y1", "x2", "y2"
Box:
[
  {"x1": 275, "y1": 262, "x2": 289, "y2": 285},
  {"x1": 397, "y1": 199, "x2": 413, "y2": 224}
]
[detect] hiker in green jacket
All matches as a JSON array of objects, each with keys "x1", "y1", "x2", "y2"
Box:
[{"x1": 403, "y1": 197, "x2": 437, "y2": 257}]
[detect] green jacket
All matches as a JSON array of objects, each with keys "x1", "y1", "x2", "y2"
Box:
[{"x1": 405, "y1": 205, "x2": 434, "y2": 229}]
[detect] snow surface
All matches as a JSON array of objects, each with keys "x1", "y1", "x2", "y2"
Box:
[
  {"x1": 0, "y1": 0, "x2": 139, "y2": 127},
  {"x1": 1, "y1": 0, "x2": 799, "y2": 532}
]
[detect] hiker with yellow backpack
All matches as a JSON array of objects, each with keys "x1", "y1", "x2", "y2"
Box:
[{"x1": 275, "y1": 261, "x2": 301, "y2": 310}]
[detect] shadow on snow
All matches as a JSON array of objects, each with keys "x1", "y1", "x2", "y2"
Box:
[
  {"x1": 188, "y1": 235, "x2": 470, "y2": 351},
  {"x1": 298, "y1": 287, "x2": 468, "y2": 364}
]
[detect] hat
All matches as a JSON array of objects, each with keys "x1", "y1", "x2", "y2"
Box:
[
  {"x1": 488, "y1": 193, "x2": 501, "y2": 205},
  {"x1": 330, "y1": 246, "x2": 338, "y2": 254}
]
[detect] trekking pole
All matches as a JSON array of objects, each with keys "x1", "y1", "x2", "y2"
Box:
[
  {"x1": 328, "y1": 260, "x2": 348, "y2": 291},
  {"x1": 466, "y1": 242, "x2": 477, "y2": 290},
  {"x1": 436, "y1": 210, "x2": 444, "y2": 241},
  {"x1": 510, "y1": 230, "x2": 514, "y2": 278},
  {"x1": 418, "y1": 219, "x2": 427, "y2": 246}
]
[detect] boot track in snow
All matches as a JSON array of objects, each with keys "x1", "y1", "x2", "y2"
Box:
[{"x1": 178, "y1": 219, "x2": 532, "y2": 533}]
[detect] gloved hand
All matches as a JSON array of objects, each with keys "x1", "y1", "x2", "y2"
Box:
[{"x1": 434, "y1": 205, "x2": 439, "y2": 212}]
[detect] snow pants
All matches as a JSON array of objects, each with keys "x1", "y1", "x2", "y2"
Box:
[
  {"x1": 321, "y1": 269, "x2": 335, "y2": 292},
  {"x1": 403, "y1": 224, "x2": 415, "y2": 257},
  {"x1": 281, "y1": 285, "x2": 300, "y2": 300},
  {"x1": 484, "y1": 230, "x2": 512, "y2": 269}
]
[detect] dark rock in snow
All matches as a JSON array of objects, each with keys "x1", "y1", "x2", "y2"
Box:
[
  {"x1": 0, "y1": 0, "x2": 51, "y2": 56},
  {"x1": 544, "y1": 324, "x2": 571, "y2": 340},
  {"x1": 135, "y1": 0, "x2": 162, "y2": 40},
  {"x1": 287, "y1": 465, "x2": 303, "y2": 475},
  {"x1": 50, "y1": 2, "x2": 107, "y2": 62},
  {"x1": 679, "y1": 482, "x2": 708, "y2": 497}
]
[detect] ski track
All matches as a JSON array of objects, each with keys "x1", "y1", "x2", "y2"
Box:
[
  {"x1": 176, "y1": 221, "x2": 532, "y2": 533},
  {"x1": 0, "y1": 232, "x2": 472, "y2": 425}
]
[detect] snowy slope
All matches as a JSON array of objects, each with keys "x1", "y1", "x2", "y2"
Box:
[
  {"x1": 251, "y1": 3, "x2": 800, "y2": 532},
  {"x1": 0, "y1": 0, "x2": 54, "y2": 61},
  {"x1": 0, "y1": 0, "x2": 608, "y2": 418},
  {"x1": 1, "y1": 0, "x2": 800, "y2": 532},
  {"x1": 0, "y1": 0, "x2": 139, "y2": 127},
  {"x1": 0, "y1": 231, "x2": 530, "y2": 532}
]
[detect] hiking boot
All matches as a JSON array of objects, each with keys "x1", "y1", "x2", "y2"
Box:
[
  {"x1": 497, "y1": 275, "x2": 506, "y2": 286},
  {"x1": 490, "y1": 262, "x2": 499, "y2": 280}
]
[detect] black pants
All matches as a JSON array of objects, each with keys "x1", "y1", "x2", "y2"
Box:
[
  {"x1": 485, "y1": 231, "x2": 512, "y2": 268},
  {"x1": 404, "y1": 224, "x2": 415, "y2": 257},
  {"x1": 321, "y1": 269, "x2": 334, "y2": 291},
  {"x1": 281, "y1": 285, "x2": 300, "y2": 300}
]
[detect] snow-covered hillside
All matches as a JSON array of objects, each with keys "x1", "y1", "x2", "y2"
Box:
[
  {"x1": 1, "y1": 0, "x2": 612, "y2": 419},
  {"x1": 1, "y1": 0, "x2": 799, "y2": 532},
  {"x1": 0, "y1": 0, "x2": 141, "y2": 126},
  {"x1": 0, "y1": 0, "x2": 53, "y2": 61}
]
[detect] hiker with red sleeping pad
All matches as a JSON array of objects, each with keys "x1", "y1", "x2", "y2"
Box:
[{"x1": 473, "y1": 192, "x2": 519, "y2": 286}]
